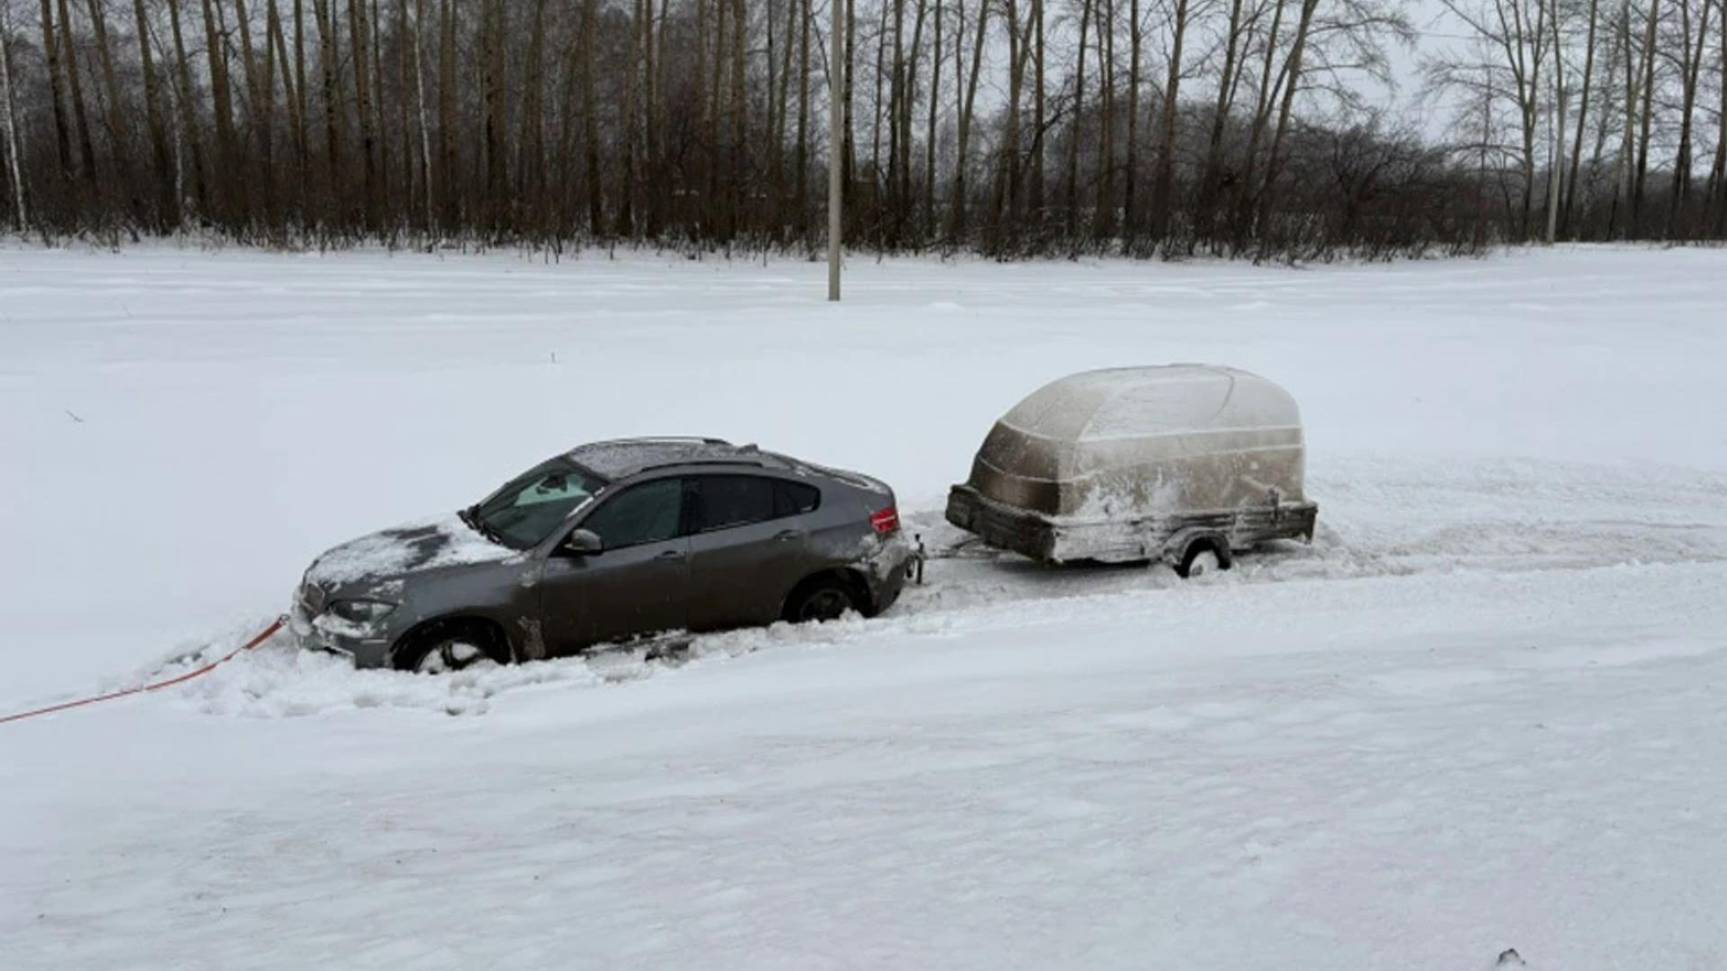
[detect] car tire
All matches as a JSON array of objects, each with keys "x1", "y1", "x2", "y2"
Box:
[
  {"x1": 784, "y1": 577, "x2": 863, "y2": 623},
  {"x1": 1175, "y1": 542, "x2": 1231, "y2": 579},
  {"x1": 397, "y1": 620, "x2": 508, "y2": 674}
]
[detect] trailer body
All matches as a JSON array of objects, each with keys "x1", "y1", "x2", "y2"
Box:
[{"x1": 946, "y1": 366, "x2": 1318, "y2": 565}]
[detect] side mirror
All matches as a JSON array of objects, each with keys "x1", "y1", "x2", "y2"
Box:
[{"x1": 563, "y1": 528, "x2": 604, "y2": 555}]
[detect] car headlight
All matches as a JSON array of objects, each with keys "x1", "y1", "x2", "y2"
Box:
[{"x1": 326, "y1": 599, "x2": 398, "y2": 625}]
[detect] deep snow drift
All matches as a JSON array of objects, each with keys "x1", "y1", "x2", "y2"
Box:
[{"x1": 1, "y1": 245, "x2": 1724, "y2": 970}]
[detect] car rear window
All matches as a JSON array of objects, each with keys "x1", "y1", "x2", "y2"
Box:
[
  {"x1": 689, "y1": 476, "x2": 776, "y2": 532},
  {"x1": 687, "y1": 476, "x2": 821, "y2": 532},
  {"x1": 774, "y1": 480, "x2": 820, "y2": 517}
]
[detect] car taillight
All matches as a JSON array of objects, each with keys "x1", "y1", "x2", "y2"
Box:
[{"x1": 870, "y1": 505, "x2": 901, "y2": 536}]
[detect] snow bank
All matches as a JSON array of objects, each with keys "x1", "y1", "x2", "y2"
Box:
[{"x1": 3, "y1": 246, "x2": 1726, "y2": 969}]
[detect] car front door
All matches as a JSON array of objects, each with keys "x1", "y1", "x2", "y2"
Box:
[
  {"x1": 538, "y1": 476, "x2": 690, "y2": 654},
  {"x1": 685, "y1": 475, "x2": 818, "y2": 631}
]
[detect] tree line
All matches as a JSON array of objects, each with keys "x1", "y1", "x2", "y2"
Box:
[
  {"x1": 0, "y1": 0, "x2": 1721, "y2": 259},
  {"x1": 1429, "y1": 0, "x2": 1727, "y2": 243}
]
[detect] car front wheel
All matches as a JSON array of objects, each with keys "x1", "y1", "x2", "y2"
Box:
[
  {"x1": 415, "y1": 640, "x2": 495, "y2": 673},
  {"x1": 397, "y1": 620, "x2": 508, "y2": 673}
]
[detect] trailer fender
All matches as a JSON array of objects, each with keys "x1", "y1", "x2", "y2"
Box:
[{"x1": 1165, "y1": 529, "x2": 1235, "y2": 571}]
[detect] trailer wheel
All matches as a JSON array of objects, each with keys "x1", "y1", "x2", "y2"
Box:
[{"x1": 1174, "y1": 540, "x2": 1231, "y2": 579}]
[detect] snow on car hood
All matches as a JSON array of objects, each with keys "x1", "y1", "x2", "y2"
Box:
[{"x1": 306, "y1": 514, "x2": 516, "y2": 587}]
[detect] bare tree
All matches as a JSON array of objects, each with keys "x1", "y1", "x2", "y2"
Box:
[
  {"x1": 0, "y1": 0, "x2": 27, "y2": 226},
  {"x1": 0, "y1": 0, "x2": 1708, "y2": 252},
  {"x1": 948, "y1": 0, "x2": 986, "y2": 237},
  {"x1": 1666, "y1": 0, "x2": 1713, "y2": 234},
  {"x1": 1562, "y1": 0, "x2": 1602, "y2": 235},
  {"x1": 1150, "y1": 0, "x2": 1191, "y2": 241},
  {"x1": 1710, "y1": 0, "x2": 1727, "y2": 232}
]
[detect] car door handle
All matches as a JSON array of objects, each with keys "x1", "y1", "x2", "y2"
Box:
[
  {"x1": 773, "y1": 529, "x2": 804, "y2": 542},
  {"x1": 656, "y1": 549, "x2": 686, "y2": 561}
]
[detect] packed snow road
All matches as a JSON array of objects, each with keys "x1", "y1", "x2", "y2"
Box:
[{"x1": 2, "y1": 245, "x2": 1725, "y2": 969}]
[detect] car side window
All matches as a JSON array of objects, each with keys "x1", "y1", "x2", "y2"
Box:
[
  {"x1": 580, "y1": 478, "x2": 683, "y2": 549},
  {"x1": 774, "y1": 480, "x2": 821, "y2": 517},
  {"x1": 689, "y1": 476, "x2": 777, "y2": 532}
]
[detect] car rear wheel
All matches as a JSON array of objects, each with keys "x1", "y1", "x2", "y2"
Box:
[{"x1": 785, "y1": 578, "x2": 861, "y2": 623}]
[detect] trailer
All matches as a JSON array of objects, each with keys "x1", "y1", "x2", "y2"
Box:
[{"x1": 944, "y1": 365, "x2": 1318, "y2": 576}]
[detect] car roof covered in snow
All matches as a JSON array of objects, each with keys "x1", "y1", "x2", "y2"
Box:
[
  {"x1": 997, "y1": 365, "x2": 1301, "y2": 443},
  {"x1": 567, "y1": 438, "x2": 794, "y2": 479}
]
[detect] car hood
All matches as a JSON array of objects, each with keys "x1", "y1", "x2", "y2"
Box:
[{"x1": 305, "y1": 513, "x2": 518, "y2": 592}]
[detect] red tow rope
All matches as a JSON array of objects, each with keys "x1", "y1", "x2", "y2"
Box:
[{"x1": 0, "y1": 615, "x2": 288, "y2": 726}]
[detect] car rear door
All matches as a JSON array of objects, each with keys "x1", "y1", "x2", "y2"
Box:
[
  {"x1": 685, "y1": 475, "x2": 821, "y2": 631},
  {"x1": 538, "y1": 477, "x2": 690, "y2": 653}
]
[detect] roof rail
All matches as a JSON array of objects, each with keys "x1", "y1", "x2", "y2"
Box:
[
  {"x1": 636, "y1": 458, "x2": 767, "y2": 474},
  {"x1": 578, "y1": 436, "x2": 733, "y2": 448}
]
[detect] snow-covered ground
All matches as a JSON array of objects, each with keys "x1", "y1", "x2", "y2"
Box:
[{"x1": 2, "y1": 245, "x2": 1724, "y2": 969}]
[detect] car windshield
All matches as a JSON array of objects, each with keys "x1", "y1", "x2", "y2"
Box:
[{"x1": 464, "y1": 458, "x2": 607, "y2": 550}]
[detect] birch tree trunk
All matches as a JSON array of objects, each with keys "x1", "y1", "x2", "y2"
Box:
[
  {"x1": 232, "y1": 0, "x2": 276, "y2": 225},
  {"x1": 997, "y1": 0, "x2": 1023, "y2": 234},
  {"x1": 1613, "y1": 0, "x2": 1635, "y2": 237},
  {"x1": 352, "y1": 0, "x2": 382, "y2": 228},
  {"x1": 1256, "y1": 0, "x2": 1320, "y2": 237},
  {"x1": 797, "y1": 0, "x2": 811, "y2": 233},
  {"x1": 1151, "y1": 0, "x2": 1191, "y2": 241},
  {"x1": 436, "y1": 0, "x2": 455, "y2": 228},
  {"x1": 370, "y1": 0, "x2": 391, "y2": 214},
  {"x1": 949, "y1": 0, "x2": 988, "y2": 237},
  {"x1": 1199, "y1": 0, "x2": 1247, "y2": 230},
  {"x1": 1563, "y1": 0, "x2": 1601, "y2": 234},
  {"x1": 1710, "y1": 0, "x2": 1727, "y2": 233},
  {"x1": 0, "y1": 5, "x2": 27, "y2": 227},
  {"x1": 294, "y1": 0, "x2": 308, "y2": 175},
  {"x1": 729, "y1": 0, "x2": 746, "y2": 237},
  {"x1": 620, "y1": 0, "x2": 640, "y2": 235},
  {"x1": 1093, "y1": 0, "x2": 1114, "y2": 240},
  {"x1": 133, "y1": 0, "x2": 177, "y2": 226},
  {"x1": 37, "y1": 0, "x2": 73, "y2": 175},
  {"x1": 1030, "y1": 0, "x2": 1043, "y2": 216},
  {"x1": 924, "y1": 0, "x2": 941, "y2": 232},
  {"x1": 518, "y1": 0, "x2": 548, "y2": 226},
  {"x1": 1545, "y1": 0, "x2": 1565, "y2": 243},
  {"x1": 1667, "y1": 0, "x2": 1713, "y2": 233},
  {"x1": 581, "y1": 0, "x2": 603, "y2": 235},
  {"x1": 1066, "y1": 0, "x2": 1091, "y2": 238},
  {"x1": 165, "y1": 0, "x2": 207, "y2": 213},
  {"x1": 1631, "y1": 0, "x2": 1660, "y2": 228},
  {"x1": 1121, "y1": 0, "x2": 1140, "y2": 242},
  {"x1": 411, "y1": 0, "x2": 433, "y2": 232},
  {"x1": 60, "y1": 0, "x2": 101, "y2": 192},
  {"x1": 1235, "y1": 0, "x2": 1286, "y2": 243},
  {"x1": 313, "y1": 0, "x2": 344, "y2": 219},
  {"x1": 268, "y1": 0, "x2": 305, "y2": 217}
]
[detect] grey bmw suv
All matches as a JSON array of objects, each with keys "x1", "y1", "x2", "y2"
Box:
[{"x1": 291, "y1": 438, "x2": 916, "y2": 672}]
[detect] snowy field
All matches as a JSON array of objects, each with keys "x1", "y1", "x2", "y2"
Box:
[{"x1": 2, "y1": 245, "x2": 1725, "y2": 969}]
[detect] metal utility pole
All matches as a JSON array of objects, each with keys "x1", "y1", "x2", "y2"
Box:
[
  {"x1": 1545, "y1": 0, "x2": 1565, "y2": 245},
  {"x1": 827, "y1": 0, "x2": 844, "y2": 300}
]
